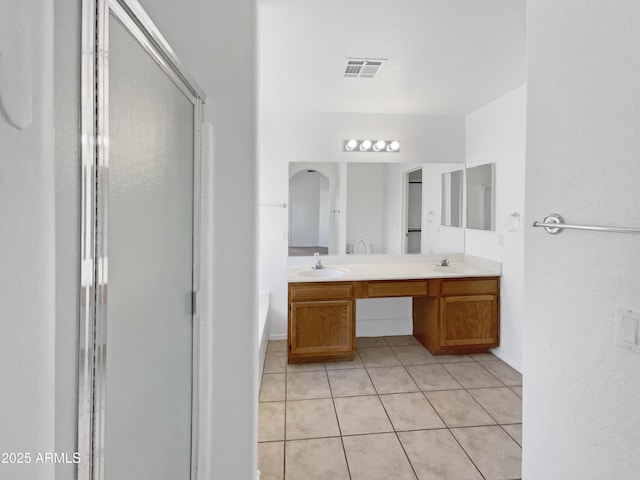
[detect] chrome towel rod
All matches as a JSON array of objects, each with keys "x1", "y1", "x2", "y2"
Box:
[{"x1": 532, "y1": 213, "x2": 640, "y2": 235}]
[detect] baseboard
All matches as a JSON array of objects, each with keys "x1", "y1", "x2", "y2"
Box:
[
  {"x1": 490, "y1": 347, "x2": 522, "y2": 373},
  {"x1": 257, "y1": 326, "x2": 269, "y2": 388},
  {"x1": 269, "y1": 333, "x2": 287, "y2": 341}
]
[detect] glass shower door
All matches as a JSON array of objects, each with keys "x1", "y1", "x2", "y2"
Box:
[{"x1": 103, "y1": 13, "x2": 195, "y2": 480}]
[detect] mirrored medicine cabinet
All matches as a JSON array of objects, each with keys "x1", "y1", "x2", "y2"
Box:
[{"x1": 466, "y1": 163, "x2": 496, "y2": 231}]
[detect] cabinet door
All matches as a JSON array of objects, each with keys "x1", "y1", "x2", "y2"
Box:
[
  {"x1": 439, "y1": 295, "x2": 499, "y2": 348},
  {"x1": 290, "y1": 300, "x2": 354, "y2": 355}
]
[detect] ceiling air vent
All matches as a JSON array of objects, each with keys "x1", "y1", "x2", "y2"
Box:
[{"x1": 344, "y1": 59, "x2": 386, "y2": 79}]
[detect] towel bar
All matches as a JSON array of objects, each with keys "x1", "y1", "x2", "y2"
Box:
[{"x1": 532, "y1": 213, "x2": 640, "y2": 235}]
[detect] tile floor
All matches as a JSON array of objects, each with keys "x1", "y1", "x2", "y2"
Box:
[{"x1": 259, "y1": 335, "x2": 523, "y2": 480}]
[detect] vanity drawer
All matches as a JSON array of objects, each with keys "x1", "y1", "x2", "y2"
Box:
[
  {"x1": 289, "y1": 282, "x2": 354, "y2": 301},
  {"x1": 366, "y1": 280, "x2": 429, "y2": 298},
  {"x1": 440, "y1": 278, "x2": 499, "y2": 296}
]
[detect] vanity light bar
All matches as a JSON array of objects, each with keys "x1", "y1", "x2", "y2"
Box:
[{"x1": 344, "y1": 139, "x2": 400, "y2": 153}]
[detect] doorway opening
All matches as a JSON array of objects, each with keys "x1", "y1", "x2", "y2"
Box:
[{"x1": 403, "y1": 167, "x2": 423, "y2": 254}]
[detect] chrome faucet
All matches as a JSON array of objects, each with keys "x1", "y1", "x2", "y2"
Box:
[
  {"x1": 438, "y1": 256, "x2": 450, "y2": 267},
  {"x1": 312, "y1": 252, "x2": 325, "y2": 270}
]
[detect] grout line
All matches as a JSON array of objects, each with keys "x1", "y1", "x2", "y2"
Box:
[
  {"x1": 417, "y1": 372, "x2": 489, "y2": 480},
  {"x1": 283, "y1": 345, "x2": 288, "y2": 480},
  {"x1": 419, "y1": 389, "x2": 447, "y2": 427},
  {"x1": 373, "y1": 367, "x2": 422, "y2": 480},
  {"x1": 360, "y1": 357, "x2": 421, "y2": 479},
  {"x1": 415, "y1": 369, "x2": 488, "y2": 479},
  {"x1": 474, "y1": 361, "x2": 509, "y2": 386},
  {"x1": 498, "y1": 423, "x2": 522, "y2": 448},
  {"x1": 448, "y1": 427, "x2": 488, "y2": 480},
  {"x1": 466, "y1": 385, "x2": 521, "y2": 391},
  {"x1": 265, "y1": 337, "x2": 521, "y2": 480},
  {"x1": 419, "y1": 388, "x2": 489, "y2": 480},
  {"x1": 284, "y1": 434, "x2": 343, "y2": 441},
  {"x1": 465, "y1": 387, "x2": 518, "y2": 427},
  {"x1": 326, "y1": 366, "x2": 353, "y2": 480},
  {"x1": 404, "y1": 363, "x2": 465, "y2": 392}
]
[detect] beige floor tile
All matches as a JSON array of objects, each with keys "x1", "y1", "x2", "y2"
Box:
[
  {"x1": 267, "y1": 340, "x2": 287, "y2": 353},
  {"x1": 334, "y1": 396, "x2": 393, "y2": 435},
  {"x1": 379, "y1": 393, "x2": 445, "y2": 431},
  {"x1": 405, "y1": 364, "x2": 463, "y2": 391},
  {"x1": 384, "y1": 335, "x2": 420, "y2": 346},
  {"x1": 452, "y1": 426, "x2": 522, "y2": 480},
  {"x1": 343, "y1": 433, "x2": 417, "y2": 480},
  {"x1": 359, "y1": 346, "x2": 401, "y2": 368},
  {"x1": 286, "y1": 371, "x2": 331, "y2": 400},
  {"x1": 433, "y1": 354, "x2": 477, "y2": 363},
  {"x1": 399, "y1": 429, "x2": 483, "y2": 480},
  {"x1": 425, "y1": 390, "x2": 496, "y2": 428},
  {"x1": 287, "y1": 362, "x2": 326, "y2": 372},
  {"x1": 286, "y1": 399, "x2": 340, "y2": 440},
  {"x1": 325, "y1": 353, "x2": 364, "y2": 370},
  {"x1": 502, "y1": 424, "x2": 522, "y2": 446},
  {"x1": 285, "y1": 437, "x2": 350, "y2": 480},
  {"x1": 468, "y1": 387, "x2": 522, "y2": 424},
  {"x1": 367, "y1": 366, "x2": 420, "y2": 394},
  {"x1": 356, "y1": 336, "x2": 389, "y2": 349},
  {"x1": 263, "y1": 352, "x2": 287, "y2": 374},
  {"x1": 479, "y1": 360, "x2": 523, "y2": 386},
  {"x1": 327, "y1": 368, "x2": 376, "y2": 397},
  {"x1": 470, "y1": 353, "x2": 498, "y2": 361},
  {"x1": 258, "y1": 441, "x2": 284, "y2": 480},
  {"x1": 509, "y1": 386, "x2": 523, "y2": 398},
  {"x1": 391, "y1": 345, "x2": 437, "y2": 365},
  {"x1": 260, "y1": 373, "x2": 286, "y2": 402},
  {"x1": 259, "y1": 402, "x2": 285, "y2": 442},
  {"x1": 443, "y1": 362, "x2": 504, "y2": 389}
]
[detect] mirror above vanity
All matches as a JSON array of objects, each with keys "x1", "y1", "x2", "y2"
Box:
[{"x1": 288, "y1": 162, "x2": 466, "y2": 257}]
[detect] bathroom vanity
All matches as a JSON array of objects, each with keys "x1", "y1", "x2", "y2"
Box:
[{"x1": 287, "y1": 264, "x2": 500, "y2": 363}]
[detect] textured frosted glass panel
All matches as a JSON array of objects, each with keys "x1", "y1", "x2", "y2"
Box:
[{"x1": 105, "y1": 15, "x2": 194, "y2": 480}]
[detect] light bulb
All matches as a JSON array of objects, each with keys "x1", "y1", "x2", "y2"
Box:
[
  {"x1": 345, "y1": 139, "x2": 358, "y2": 151},
  {"x1": 386, "y1": 140, "x2": 400, "y2": 152},
  {"x1": 373, "y1": 140, "x2": 387, "y2": 152},
  {"x1": 359, "y1": 140, "x2": 372, "y2": 151}
]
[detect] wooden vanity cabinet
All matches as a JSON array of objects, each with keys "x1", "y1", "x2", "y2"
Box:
[
  {"x1": 288, "y1": 276, "x2": 500, "y2": 362},
  {"x1": 288, "y1": 282, "x2": 356, "y2": 363},
  {"x1": 414, "y1": 277, "x2": 500, "y2": 355}
]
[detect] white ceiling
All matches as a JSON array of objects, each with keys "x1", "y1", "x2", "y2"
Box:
[{"x1": 260, "y1": 0, "x2": 526, "y2": 116}]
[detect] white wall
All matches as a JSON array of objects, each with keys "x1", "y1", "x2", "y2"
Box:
[
  {"x1": 0, "y1": 2, "x2": 56, "y2": 479},
  {"x1": 524, "y1": 1, "x2": 640, "y2": 477},
  {"x1": 54, "y1": 2, "x2": 82, "y2": 479},
  {"x1": 259, "y1": 111, "x2": 465, "y2": 338},
  {"x1": 465, "y1": 85, "x2": 527, "y2": 372},
  {"x1": 1, "y1": 1, "x2": 258, "y2": 479},
  {"x1": 141, "y1": 1, "x2": 259, "y2": 478}
]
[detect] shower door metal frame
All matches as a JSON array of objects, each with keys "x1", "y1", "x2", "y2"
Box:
[{"x1": 79, "y1": 1, "x2": 206, "y2": 479}]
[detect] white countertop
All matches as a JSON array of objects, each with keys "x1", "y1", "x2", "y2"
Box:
[{"x1": 288, "y1": 261, "x2": 501, "y2": 283}]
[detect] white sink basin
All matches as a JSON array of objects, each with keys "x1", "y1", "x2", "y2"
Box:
[
  {"x1": 296, "y1": 268, "x2": 348, "y2": 278},
  {"x1": 432, "y1": 265, "x2": 479, "y2": 275}
]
